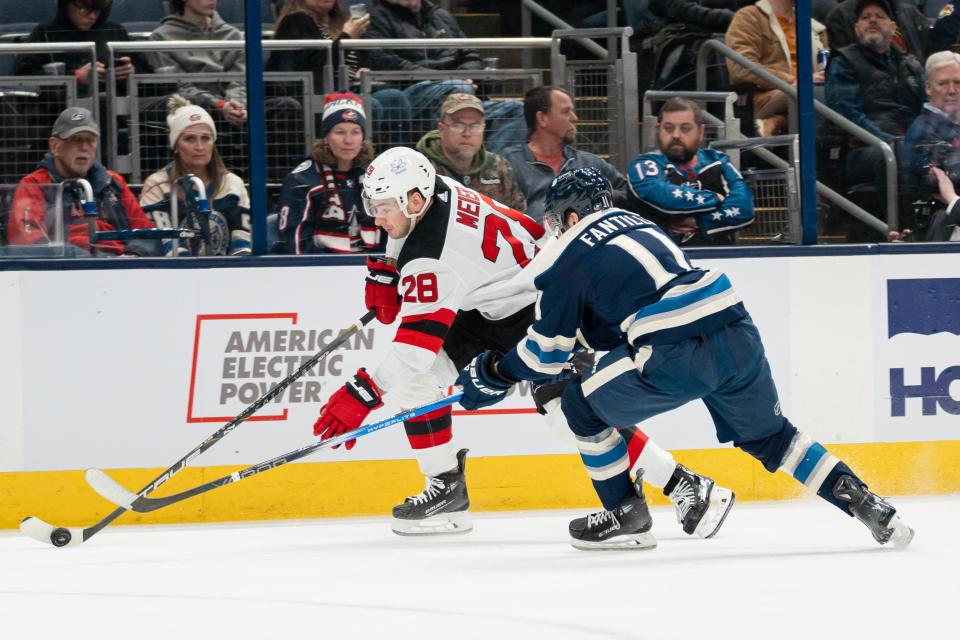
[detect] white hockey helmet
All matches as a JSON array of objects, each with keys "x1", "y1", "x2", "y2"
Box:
[{"x1": 362, "y1": 147, "x2": 436, "y2": 219}]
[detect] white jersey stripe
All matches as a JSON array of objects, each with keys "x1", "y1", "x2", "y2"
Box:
[
  {"x1": 608, "y1": 235, "x2": 676, "y2": 289},
  {"x1": 626, "y1": 289, "x2": 742, "y2": 342},
  {"x1": 637, "y1": 227, "x2": 692, "y2": 270},
  {"x1": 582, "y1": 356, "x2": 636, "y2": 397}
]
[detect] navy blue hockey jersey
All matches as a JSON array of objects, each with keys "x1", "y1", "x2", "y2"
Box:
[{"x1": 499, "y1": 207, "x2": 748, "y2": 382}]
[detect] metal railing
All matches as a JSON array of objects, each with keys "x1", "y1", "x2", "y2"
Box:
[
  {"x1": 357, "y1": 68, "x2": 541, "y2": 152},
  {"x1": 0, "y1": 32, "x2": 637, "y2": 256},
  {"x1": 0, "y1": 41, "x2": 97, "y2": 108},
  {"x1": 0, "y1": 42, "x2": 97, "y2": 182},
  {"x1": 520, "y1": 0, "x2": 609, "y2": 61},
  {"x1": 106, "y1": 39, "x2": 329, "y2": 182},
  {"x1": 695, "y1": 39, "x2": 893, "y2": 234},
  {"x1": 121, "y1": 71, "x2": 312, "y2": 183},
  {"x1": 712, "y1": 135, "x2": 802, "y2": 244},
  {"x1": 550, "y1": 28, "x2": 637, "y2": 168}
]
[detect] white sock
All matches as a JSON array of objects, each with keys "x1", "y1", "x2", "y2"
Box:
[{"x1": 631, "y1": 436, "x2": 677, "y2": 489}]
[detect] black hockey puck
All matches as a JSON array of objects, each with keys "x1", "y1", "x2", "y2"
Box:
[{"x1": 51, "y1": 528, "x2": 72, "y2": 547}]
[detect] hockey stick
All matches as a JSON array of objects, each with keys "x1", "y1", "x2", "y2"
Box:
[
  {"x1": 20, "y1": 310, "x2": 377, "y2": 547},
  {"x1": 85, "y1": 391, "x2": 463, "y2": 514}
]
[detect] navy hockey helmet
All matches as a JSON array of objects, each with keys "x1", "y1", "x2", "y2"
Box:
[{"x1": 544, "y1": 167, "x2": 613, "y2": 234}]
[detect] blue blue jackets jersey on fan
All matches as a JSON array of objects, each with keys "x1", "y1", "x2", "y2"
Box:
[
  {"x1": 627, "y1": 147, "x2": 754, "y2": 239},
  {"x1": 499, "y1": 208, "x2": 748, "y2": 382}
]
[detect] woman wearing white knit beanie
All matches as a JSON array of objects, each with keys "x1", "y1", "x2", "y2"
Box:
[{"x1": 140, "y1": 95, "x2": 252, "y2": 256}]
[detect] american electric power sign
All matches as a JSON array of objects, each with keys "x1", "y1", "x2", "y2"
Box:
[
  {"x1": 185, "y1": 312, "x2": 537, "y2": 425},
  {"x1": 186, "y1": 313, "x2": 378, "y2": 423},
  {"x1": 886, "y1": 278, "x2": 960, "y2": 418}
]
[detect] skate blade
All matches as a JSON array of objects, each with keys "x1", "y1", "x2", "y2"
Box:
[
  {"x1": 391, "y1": 510, "x2": 473, "y2": 536},
  {"x1": 694, "y1": 487, "x2": 736, "y2": 539},
  {"x1": 886, "y1": 516, "x2": 915, "y2": 549},
  {"x1": 570, "y1": 531, "x2": 658, "y2": 551}
]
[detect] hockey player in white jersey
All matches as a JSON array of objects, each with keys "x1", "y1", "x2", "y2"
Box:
[{"x1": 313, "y1": 148, "x2": 734, "y2": 537}]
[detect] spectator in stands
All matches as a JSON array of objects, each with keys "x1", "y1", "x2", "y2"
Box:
[
  {"x1": 502, "y1": 86, "x2": 627, "y2": 223},
  {"x1": 649, "y1": 0, "x2": 737, "y2": 32},
  {"x1": 583, "y1": 0, "x2": 665, "y2": 40},
  {"x1": 644, "y1": 0, "x2": 737, "y2": 91},
  {"x1": 813, "y1": 0, "x2": 840, "y2": 23},
  {"x1": 931, "y1": 2, "x2": 960, "y2": 53},
  {"x1": 139, "y1": 95, "x2": 251, "y2": 256},
  {"x1": 825, "y1": 0, "x2": 929, "y2": 60},
  {"x1": 276, "y1": 93, "x2": 382, "y2": 254},
  {"x1": 149, "y1": 0, "x2": 248, "y2": 126},
  {"x1": 825, "y1": 0, "x2": 925, "y2": 236},
  {"x1": 627, "y1": 97, "x2": 754, "y2": 246},
  {"x1": 365, "y1": 0, "x2": 525, "y2": 153},
  {"x1": 902, "y1": 51, "x2": 960, "y2": 241},
  {"x1": 416, "y1": 93, "x2": 526, "y2": 210},
  {"x1": 150, "y1": 0, "x2": 303, "y2": 180},
  {"x1": 6, "y1": 107, "x2": 159, "y2": 256},
  {"x1": 16, "y1": 0, "x2": 150, "y2": 97},
  {"x1": 266, "y1": 0, "x2": 412, "y2": 147},
  {"x1": 725, "y1": 0, "x2": 829, "y2": 136},
  {"x1": 268, "y1": 0, "x2": 370, "y2": 91}
]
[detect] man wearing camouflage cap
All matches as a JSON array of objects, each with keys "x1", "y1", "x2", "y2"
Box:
[{"x1": 415, "y1": 93, "x2": 526, "y2": 211}]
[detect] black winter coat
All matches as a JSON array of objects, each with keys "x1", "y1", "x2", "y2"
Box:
[
  {"x1": 649, "y1": 0, "x2": 737, "y2": 33},
  {"x1": 15, "y1": 0, "x2": 150, "y2": 93},
  {"x1": 825, "y1": 0, "x2": 930, "y2": 60},
  {"x1": 365, "y1": 0, "x2": 484, "y2": 71}
]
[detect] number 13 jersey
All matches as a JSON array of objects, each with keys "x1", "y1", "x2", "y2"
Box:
[{"x1": 372, "y1": 175, "x2": 547, "y2": 392}]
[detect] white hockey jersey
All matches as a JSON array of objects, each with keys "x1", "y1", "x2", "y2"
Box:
[{"x1": 373, "y1": 175, "x2": 546, "y2": 391}]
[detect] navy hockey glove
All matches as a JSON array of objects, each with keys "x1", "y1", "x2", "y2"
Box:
[{"x1": 456, "y1": 351, "x2": 517, "y2": 411}]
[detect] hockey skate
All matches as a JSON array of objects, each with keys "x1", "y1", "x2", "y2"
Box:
[
  {"x1": 392, "y1": 448, "x2": 472, "y2": 536},
  {"x1": 833, "y1": 475, "x2": 914, "y2": 548},
  {"x1": 665, "y1": 464, "x2": 736, "y2": 538},
  {"x1": 569, "y1": 485, "x2": 657, "y2": 551}
]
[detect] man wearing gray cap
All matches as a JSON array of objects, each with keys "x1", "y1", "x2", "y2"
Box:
[
  {"x1": 6, "y1": 107, "x2": 159, "y2": 256},
  {"x1": 415, "y1": 93, "x2": 526, "y2": 211}
]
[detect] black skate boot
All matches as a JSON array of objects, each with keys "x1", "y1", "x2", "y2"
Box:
[
  {"x1": 392, "y1": 448, "x2": 472, "y2": 536},
  {"x1": 664, "y1": 464, "x2": 735, "y2": 538},
  {"x1": 833, "y1": 475, "x2": 914, "y2": 547},
  {"x1": 568, "y1": 483, "x2": 656, "y2": 550}
]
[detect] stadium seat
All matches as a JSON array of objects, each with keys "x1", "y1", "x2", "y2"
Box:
[
  {"x1": 110, "y1": 0, "x2": 167, "y2": 34},
  {"x1": 217, "y1": 0, "x2": 276, "y2": 28},
  {"x1": 0, "y1": 0, "x2": 54, "y2": 37}
]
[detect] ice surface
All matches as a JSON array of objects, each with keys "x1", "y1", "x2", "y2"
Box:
[{"x1": 0, "y1": 495, "x2": 956, "y2": 639}]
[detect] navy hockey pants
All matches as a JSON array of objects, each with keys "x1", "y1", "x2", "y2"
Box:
[{"x1": 562, "y1": 316, "x2": 789, "y2": 446}]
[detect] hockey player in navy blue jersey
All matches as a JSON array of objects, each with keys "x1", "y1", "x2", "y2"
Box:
[
  {"x1": 627, "y1": 97, "x2": 754, "y2": 246},
  {"x1": 457, "y1": 167, "x2": 915, "y2": 550}
]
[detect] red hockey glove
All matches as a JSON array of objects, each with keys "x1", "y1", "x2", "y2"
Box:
[
  {"x1": 313, "y1": 368, "x2": 384, "y2": 450},
  {"x1": 364, "y1": 256, "x2": 402, "y2": 324}
]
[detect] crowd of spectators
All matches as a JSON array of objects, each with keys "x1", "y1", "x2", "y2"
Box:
[{"x1": 4, "y1": 0, "x2": 960, "y2": 255}]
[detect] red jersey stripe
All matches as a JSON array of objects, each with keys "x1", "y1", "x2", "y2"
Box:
[
  {"x1": 400, "y1": 307, "x2": 457, "y2": 327},
  {"x1": 395, "y1": 327, "x2": 445, "y2": 353},
  {"x1": 406, "y1": 427, "x2": 453, "y2": 450}
]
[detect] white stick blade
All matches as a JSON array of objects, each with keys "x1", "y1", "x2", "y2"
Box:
[
  {"x1": 85, "y1": 468, "x2": 138, "y2": 510},
  {"x1": 19, "y1": 517, "x2": 83, "y2": 547}
]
